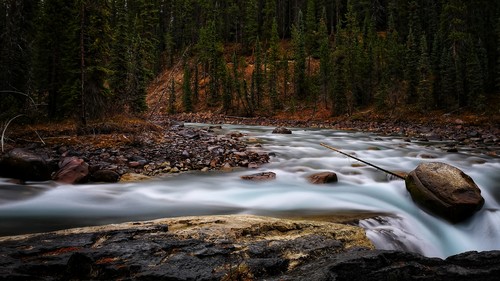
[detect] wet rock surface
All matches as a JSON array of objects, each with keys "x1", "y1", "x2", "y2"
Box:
[
  {"x1": 0, "y1": 215, "x2": 372, "y2": 280},
  {"x1": 0, "y1": 215, "x2": 498, "y2": 281},
  {"x1": 405, "y1": 162, "x2": 484, "y2": 222},
  {"x1": 241, "y1": 171, "x2": 277, "y2": 181},
  {"x1": 271, "y1": 249, "x2": 500, "y2": 281}
]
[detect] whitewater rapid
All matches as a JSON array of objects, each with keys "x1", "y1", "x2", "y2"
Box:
[{"x1": 0, "y1": 124, "x2": 499, "y2": 258}]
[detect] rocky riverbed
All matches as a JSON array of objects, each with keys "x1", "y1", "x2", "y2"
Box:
[
  {"x1": 1, "y1": 113, "x2": 498, "y2": 184},
  {"x1": 173, "y1": 113, "x2": 500, "y2": 156}
]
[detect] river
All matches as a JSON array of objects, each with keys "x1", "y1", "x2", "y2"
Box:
[{"x1": 0, "y1": 123, "x2": 499, "y2": 258}]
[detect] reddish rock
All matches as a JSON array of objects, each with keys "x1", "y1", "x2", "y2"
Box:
[
  {"x1": 307, "y1": 172, "x2": 338, "y2": 184},
  {"x1": 53, "y1": 157, "x2": 89, "y2": 184}
]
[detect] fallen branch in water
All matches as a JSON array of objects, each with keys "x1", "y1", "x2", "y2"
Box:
[{"x1": 320, "y1": 143, "x2": 406, "y2": 180}]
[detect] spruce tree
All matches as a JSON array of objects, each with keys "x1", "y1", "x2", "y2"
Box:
[
  {"x1": 417, "y1": 34, "x2": 433, "y2": 112},
  {"x1": 318, "y1": 12, "x2": 332, "y2": 109},
  {"x1": 291, "y1": 10, "x2": 306, "y2": 100},
  {"x1": 221, "y1": 66, "x2": 232, "y2": 114},
  {"x1": 80, "y1": 0, "x2": 113, "y2": 120},
  {"x1": 110, "y1": 0, "x2": 131, "y2": 113},
  {"x1": 197, "y1": 19, "x2": 224, "y2": 106},
  {"x1": 168, "y1": 79, "x2": 176, "y2": 114},
  {"x1": 268, "y1": 18, "x2": 281, "y2": 111},
  {"x1": 243, "y1": 0, "x2": 259, "y2": 52},
  {"x1": 33, "y1": 0, "x2": 74, "y2": 119},
  {"x1": 305, "y1": 0, "x2": 317, "y2": 74},
  {"x1": 465, "y1": 43, "x2": 485, "y2": 111},
  {"x1": 439, "y1": 47, "x2": 457, "y2": 109},
  {"x1": 182, "y1": 61, "x2": 193, "y2": 112},
  {"x1": 404, "y1": 27, "x2": 419, "y2": 104},
  {"x1": 253, "y1": 37, "x2": 264, "y2": 108}
]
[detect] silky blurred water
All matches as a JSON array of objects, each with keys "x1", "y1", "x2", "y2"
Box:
[{"x1": 0, "y1": 124, "x2": 499, "y2": 258}]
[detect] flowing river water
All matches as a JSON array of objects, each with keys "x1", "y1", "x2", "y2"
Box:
[{"x1": 0, "y1": 123, "x2": 499, "y2": 258}]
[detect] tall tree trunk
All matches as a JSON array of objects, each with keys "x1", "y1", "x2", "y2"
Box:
[{"x1": 80, "y1": 2, "x2": 86, "y2": 126}]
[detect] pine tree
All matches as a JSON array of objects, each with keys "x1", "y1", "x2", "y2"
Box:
[
  {"x1": 221, "y1": 66, "x2": 232, "y2": 114},
  {"x1": 131, "y1": 0, "x2": 160, "y2": 113},
  {"x1": 318, "y1": 12, "x2": 332, "y2": 109},
  {"x1": 253, "y1": 37, "x2": 264, "y2": 108},
  {"x1": 168, "y1": 78, "x2": 176, "y2": 114},
  {"x1": 197, "y1": 19, "x2": 224, "y2": 106},
  {"x1": 441, "y1": 0, "x2": 467, "y2": 108},
  {"x1": 465, "y1": 43, "x2": 485, "y2": 111},
  {"x1": 439, "y1": 46, "x2": 456, "y2": 109},
  {"x1": 305, "y1": 0, "x2": 317, "y2": 74},
  {"x1": 291, "y1": 10, "x2": 306, "y2": 100},
  {"x1": 182, "y1": 61, "x2": 193, "y2": 112},
  {"x1": 404, "y1": 27, "x2": 419, "y2": 104},
  {"x1": 231, "y1": 52, "x2": 245, "y2": 114},
  {"x1": 262, "y1": 0, "x2": 277, "y2": 41},
  {"x1": 417, "y1": 34, "x2": 433, "y2": 112},
  {"x1": 341, "y1": 0, "x2": 362, "y2": 114},
  {"x1": 80, "y1": 0, "x2": 113, "y2": 120},
  {"x1": 110, "y1": 0, "x2": 131, "y2": 113},
  {"x1": 33, "y1": 0, "x2": 75, "y2": 119},
  {"x1": 268, "y1": 18, "x2": 281, "y2": 111},
  {"x1": 243, "y1": 0, "x2": 259, "y2": 52}
]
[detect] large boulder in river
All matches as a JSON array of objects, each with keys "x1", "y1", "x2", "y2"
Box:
[
  {"x1": 0, "y1": 148, "x2": 51, "y2": 181},
  {"x1": 405, "y1": 162, "x2": 484, "y2": 222}
]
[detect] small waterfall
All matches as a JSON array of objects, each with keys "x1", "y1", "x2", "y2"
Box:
[{"x1": 0, "y1": 124, "x2": 499, "y2": 258}]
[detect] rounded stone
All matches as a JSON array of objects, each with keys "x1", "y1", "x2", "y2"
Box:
[{"x1": 405, "y1": 162, "x2": 484, "y2": 222}]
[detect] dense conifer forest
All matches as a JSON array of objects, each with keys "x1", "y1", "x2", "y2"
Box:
[{"x1": 1, "y1": 0, "x2": 499, "y2": 123}]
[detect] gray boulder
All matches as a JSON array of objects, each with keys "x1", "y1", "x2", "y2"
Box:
[
  {"x1": 405, "y1": 162, "x2": 484, "y2": 222},
  {"x1": 0, "y1": 148, "x2": 51, "y2": 181},
  {"x1": 241, "y1": 171, "x2": 276, "y2": 181},
  {"x1": 272, "y1": 127, "x2": 292, "y2": 134}
]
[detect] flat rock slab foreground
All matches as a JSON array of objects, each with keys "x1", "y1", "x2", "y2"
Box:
[{"x1": 0, "y1": 215, "x2": 499, "y2": 281}]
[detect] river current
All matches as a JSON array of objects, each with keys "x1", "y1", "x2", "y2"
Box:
[{"x1": 0, "y1": 123, "x2": 499, "y2": 258}]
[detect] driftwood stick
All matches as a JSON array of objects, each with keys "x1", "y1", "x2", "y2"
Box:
[{"x1": 320, "y1": 143, "x2": 406, "y2": 180}]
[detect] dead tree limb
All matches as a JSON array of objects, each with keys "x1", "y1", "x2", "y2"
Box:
[{"x1": 320, "y1": 143, "x2": 406, "y2": 180}]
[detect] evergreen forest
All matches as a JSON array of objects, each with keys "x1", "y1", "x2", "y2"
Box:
[{"x1": 1, "y1": 0, "x2": 500, "y2": 124}]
